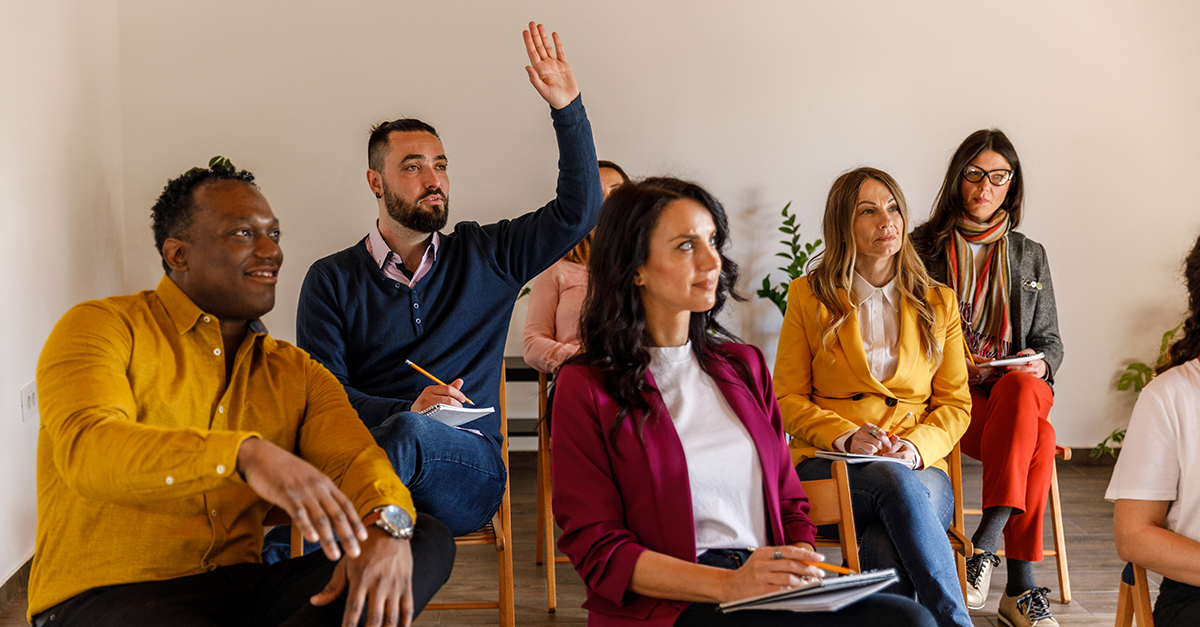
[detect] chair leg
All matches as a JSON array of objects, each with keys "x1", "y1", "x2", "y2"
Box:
[
  {"x1": 1116, "y1": 579, "x2": 1134, "y2": 627},
  {"x1": 535, "y1": 443, "x2": 545, "y2": 566},
  {"x1": 1049, "y1": 461, "x2": 1071, "y2": 604},
  {"x1": 539, "y1": 420, "x2": 558, "y2": 612},
  {"x1": 1132, "y1": 565, "x2": 1154, "y2": 627},
  {"x1": 499, "y1": 489, "x2": 515, "y2": 627}
]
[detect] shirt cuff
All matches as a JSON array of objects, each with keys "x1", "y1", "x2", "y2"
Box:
[{"x1": 833, "y1": 430, "x2": 855, "y2": 453}]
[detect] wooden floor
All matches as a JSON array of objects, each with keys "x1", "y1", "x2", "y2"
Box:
[{"x1": 0, "y1": 454, "x2": 1143, "y2": 626}]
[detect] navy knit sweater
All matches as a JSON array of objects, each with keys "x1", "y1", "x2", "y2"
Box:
[{"x1": 297, "y1": 97, "x2": 602, "y2": 446}]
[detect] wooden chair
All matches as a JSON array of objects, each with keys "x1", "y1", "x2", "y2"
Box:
[
  {"x1": 424, "y1": 365, "x2": 515, "y2": 627},
  {"x1": 804, "y1": 460, "x2": 861, "y2": 572},
  {"x1": 946, "y1": 442, "x2": 976, "y2": 602},
  {"x1": 1115, "y1": 562, "x2": 1154, "y2": 627},
  {"x1": 962, "y1": 445, "x2": 1072, "y2": 604}
]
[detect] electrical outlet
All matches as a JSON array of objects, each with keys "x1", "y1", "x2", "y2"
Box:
[{"x1": 21, "y1": 380, "x2": 38, "y2": 423}]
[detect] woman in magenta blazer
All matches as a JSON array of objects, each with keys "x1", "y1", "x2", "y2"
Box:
[{"x1": 551, "y1": 178, "x2": 933, "y2": 627}]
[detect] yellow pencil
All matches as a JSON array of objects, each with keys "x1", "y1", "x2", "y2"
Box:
[
  {"x1": 801, "y1": 560, "x2": 857, "y2": 575},
  {"x1": 962, "y1": 337, "x2": 977, "y2": 365},
  {"x1": 405, "y1": 359, "x2": 475, "y2": 405}
]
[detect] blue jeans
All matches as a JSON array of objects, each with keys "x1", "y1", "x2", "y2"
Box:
[
  {"x1": 263, "y1": 411, "x2": 507, "y2": 563},
  {"x1": 796, "y1": 459, "x2": 971, "y2": 627},
  {"x1": 670, "y1": 549, "x2": 935, "y2": 627}
]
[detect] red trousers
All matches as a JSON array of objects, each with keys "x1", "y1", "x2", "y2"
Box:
[{"x1": 960, "y1": 371, "x2": 1055, "y2": 562}]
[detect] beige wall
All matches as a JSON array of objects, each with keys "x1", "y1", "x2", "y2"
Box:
[
  {"x1": 0, "y1": 1, "x2": 125, "y2": 581},
  {"x1": 4, "y1": 0, "x2": 1200, "y2": 582}
]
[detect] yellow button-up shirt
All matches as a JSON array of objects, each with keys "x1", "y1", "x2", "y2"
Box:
[{"x1": 29, "y1": 276, "x2": 414, "y2": 618}]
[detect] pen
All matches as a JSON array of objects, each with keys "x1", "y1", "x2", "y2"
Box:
[{"x1": 405, "y1": 359, "x2": 475, "y2": 405}]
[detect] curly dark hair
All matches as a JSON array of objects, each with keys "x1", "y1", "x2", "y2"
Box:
[
  {"x1": 570, "y1": 177, "x2": 749, "y2": 447},
  {"x1": 1158, "y1": 232, "x2": 1200, "y2": 375},
  {"x1": 150, "y1": 161, "x2": 257, "y2": 273}
]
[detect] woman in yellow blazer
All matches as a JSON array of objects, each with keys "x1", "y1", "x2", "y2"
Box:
[{"x1": 775, "y1": 167, "x2": 973, "y2": 627}]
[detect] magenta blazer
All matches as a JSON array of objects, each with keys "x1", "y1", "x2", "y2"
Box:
[{"x1": 551, "y1": 342, "x2": 817, "y2": 627}]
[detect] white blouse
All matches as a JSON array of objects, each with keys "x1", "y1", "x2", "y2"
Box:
[{"x1": 649, "y1": 343, "x2": 767, "y2": 555}]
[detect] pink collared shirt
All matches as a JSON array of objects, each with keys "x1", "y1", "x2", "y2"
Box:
[{"x1": 365, "y1": 223, "x2": 439, "y2": 287}]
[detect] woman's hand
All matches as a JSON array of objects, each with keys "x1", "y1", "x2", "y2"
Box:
[
  {"x1": 1005, "y1": 348, "x2": 1047, "y2": 378},
  {"x1": 846, "y1": 423, "x2": 898, "y2": 455},
  {"x1": 723, "y1": 545, "x2": 826, "y2": 602},
  {"x1": 966, "y1": 354, "x2": 994, "y2": 385},
  {"x1": 880, "y1": 439, "x2": 920, "y2": 467}
]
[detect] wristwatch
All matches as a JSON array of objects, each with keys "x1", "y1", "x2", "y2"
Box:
[{"x1": 363, "y1": 505, "x2": 414, "y2": 540}]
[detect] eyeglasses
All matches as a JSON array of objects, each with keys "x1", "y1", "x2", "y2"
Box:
[{"x1": 962, "y1": 165, "x2": 1014, "y2": 186}]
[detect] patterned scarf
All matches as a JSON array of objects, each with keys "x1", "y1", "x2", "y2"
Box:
[{"x1": 947, "y1": 210, "x2": 1012, "y2": 359}]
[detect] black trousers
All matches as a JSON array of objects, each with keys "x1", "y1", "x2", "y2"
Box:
[
  {"x1": 34, "y1": 514, "x2": 455, "y2": 627},
  {"x1": 1156, "y1": 577, "x2": 1200, "y2": 627}
]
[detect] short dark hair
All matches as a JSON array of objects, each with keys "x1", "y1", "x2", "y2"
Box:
[
  {"x1": 150, "y1": 161, "x2": 257, "y2": 273},
  {"x1": 597, "y1": 160, "x2": 630, "y2": 183},
  {"x1": 368, "y1": 119, "x2": 440, "y2": 174}
]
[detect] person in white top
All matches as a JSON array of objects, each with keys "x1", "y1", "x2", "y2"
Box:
[
  {"x1": 523, "y1": 160, "x2": 629, "y2": 374},
  {"x1": 550, "y1": 177, "x2": 934, "y2": 627},
  {"x1": 1108, "y1": 233, "x2": 1200, "y2": 627}
]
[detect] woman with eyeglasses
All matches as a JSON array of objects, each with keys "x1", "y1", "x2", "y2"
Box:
[{"x1": 912, "y1": 130, "x2": 1064, "y2": 627}]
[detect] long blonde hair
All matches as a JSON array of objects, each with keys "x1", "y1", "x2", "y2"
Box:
[{"x1": 806, "y1": 167, "x2": 944, "y2": 367}]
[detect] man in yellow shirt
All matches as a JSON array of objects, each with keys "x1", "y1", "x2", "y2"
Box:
[{"x1": 28, "y1": 161, "x2": 454, "y2": 627}]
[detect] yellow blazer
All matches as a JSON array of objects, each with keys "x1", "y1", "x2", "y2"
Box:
[{"x1": 773, "y1": 276, "x2": 971, "y2": 473}]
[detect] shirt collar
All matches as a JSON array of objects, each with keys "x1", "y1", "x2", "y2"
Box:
[
  {"x1": 366, "y1": 221, "x2": 439, "y2": 271},
  {"x1": 850, "y1": 271, "x2": 900, "y2": 311},
  {"x1": 155, "y1": 275, "x2": 269, "y2": 336}
]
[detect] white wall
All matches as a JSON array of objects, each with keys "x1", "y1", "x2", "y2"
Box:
[
  {"x1": 115, "y1": 0, "x2": 1200, "y2": 449},
  {"x1": 0, "y1": 1, "x2": 125, "y2": 583}
]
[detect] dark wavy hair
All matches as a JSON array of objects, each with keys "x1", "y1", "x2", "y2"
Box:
[
  {"x1": 1158, "y1": 233, "x2": 1200, "y2": 374},
  {"x1": 150, "y1": 162, "x2": 256, "y2": 273},
  {"x1": 571, "y1": 177, "x2": 748, "y2": 446},
  {"x1": 918, "y1": 129, "x2": 1025, "y2": 253}
]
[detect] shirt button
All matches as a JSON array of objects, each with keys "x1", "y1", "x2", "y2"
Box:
[
  {"x1": 165, "y1": 476, "x2": 174, "y2": 485},
  {"x1": 394, "y1": 282, "x2": 401, "y2": 288},
  {"x1": 203, "y1": 316, "x2": 211, "y2": 323},
  {"x1": 214, "y1": 348, "x2": 221, "y2": 356},
  {"x1": 211, "y1": 510, "x2": 218, "y2": 517},
  {"x1": 218, "y1": 406, "x2": 225, "y2": 413},
  {"x1": 415, "y1": 318, "x2": 422, "y2": 324},
  {"x1": 216, "y1": 464, "x2": 226, "y2": 474},
  {"x1": 413, "y1": 303, "x2": 419, "y2": 309}
]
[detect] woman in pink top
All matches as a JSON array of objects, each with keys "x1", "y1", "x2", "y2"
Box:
[{"x1": 523, "y1": 160, "x2": 630, "y2": 373}]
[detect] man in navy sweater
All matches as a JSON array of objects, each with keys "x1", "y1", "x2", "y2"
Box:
[{"x1": 274, "y1": 23, "x2": 602, "y2": 550}]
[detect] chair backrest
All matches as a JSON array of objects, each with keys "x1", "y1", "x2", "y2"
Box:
[{"x1": 800, "y1": 460, "x2": 861, "y2": 572}]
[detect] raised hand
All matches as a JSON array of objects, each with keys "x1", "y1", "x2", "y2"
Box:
[
  {"x1": 236, "y1": 437, "x2": 367, "y2": 561},
  {"x1": 311, "y1": 528, "x2": 415, "y2": 627},
  {"x1": 522, "y1": 22, "x2": 580, "y2": 109}
]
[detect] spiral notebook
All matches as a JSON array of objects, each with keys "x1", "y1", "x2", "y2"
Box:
[{"x1": 416, "y1": 404, "x2": 494, "y2": 427}]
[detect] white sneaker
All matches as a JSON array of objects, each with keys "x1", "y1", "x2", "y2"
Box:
[
  {"x1": 964, "y1": 549, "x2": 1000, "y2": 610},
  {"x1": 998, "y1": 587, "x2": 1059, "y2": 627}
]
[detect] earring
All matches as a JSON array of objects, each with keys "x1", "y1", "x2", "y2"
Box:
[{"x1": 375, "y1": 193, "x2": 382, "y2": 199}]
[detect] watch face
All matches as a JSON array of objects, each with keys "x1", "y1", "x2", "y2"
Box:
[{"x1": 379, "y1": 505, "x2": 414, "y2": 538}]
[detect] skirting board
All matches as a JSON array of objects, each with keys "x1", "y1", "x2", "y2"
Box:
[{"x1": 1, "y1": 555, "x2": 32, "y2": 610}]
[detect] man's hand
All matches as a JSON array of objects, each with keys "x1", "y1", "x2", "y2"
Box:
[
  {"x1": 522, "y1": 22, "x2": 580, "y2": 109},
  {"x1": 411, "y1": 378, "x2": 466, "y2": 412},
  {"x1": 237, "y1": 438, "x2": 367, "y2": 561},
  {"x1": 312, "y1": 528, "x2": 415, "y2": 627}
]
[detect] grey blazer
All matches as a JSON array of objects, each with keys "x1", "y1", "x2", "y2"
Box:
[{"x1": 911, "y1": 226, "x2": 1064, "y2": 384}]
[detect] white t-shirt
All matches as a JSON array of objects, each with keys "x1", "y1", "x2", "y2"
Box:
[
  {"x1": 1105, "y1": 358, "x2": 1200, "y2": 542},
  {"x1": 649, "y1": 343, "x2": 768, "y2": 555}
]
